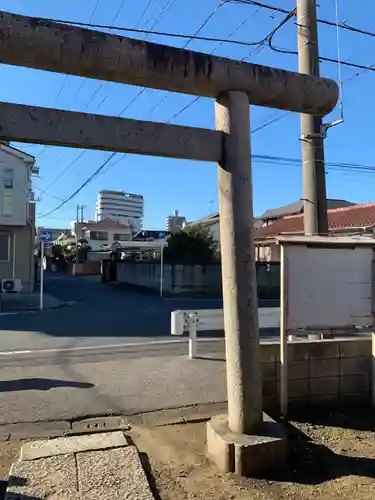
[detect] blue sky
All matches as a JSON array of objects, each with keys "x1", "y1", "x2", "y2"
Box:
[{"x1": 1, "y1": 0, "x2": 375, "y2": 229}]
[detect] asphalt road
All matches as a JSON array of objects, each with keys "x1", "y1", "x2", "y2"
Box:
[
  {"x1": 0, "y1": 274, "x2": 279, "y2": 424},
  {"x1": 0, "y1": 274, "x2": 280, "y2": 353}
]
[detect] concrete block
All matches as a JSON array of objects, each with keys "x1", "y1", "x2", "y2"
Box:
[
  {"x1": 310, "y1": 376, "x2": 339, "y2": 396},
  {"x1": 262, "y1": 380, "x2": 277, "y2": 403},
  {"x1": 262, "y1": 362, "x2": 276, "y2": 381},
  {"x1": 341, "y1": 357, "x2": 370, "y2": 376},
  {"x1": 288, "y1": 342, "x2": 309, "y2": 361},
  {"x1": 288, "y1": 378, "x2": 308, "y2": 398},
  {"x1": 288, "y1": 360, "x2": 309, "y2": 380},
  {"x1": 341, "y1": 374, "x2": 370, "y2": 395},
  {"x1": 6, "y1": 420, "x2": 71, "y2": 440},
  {"x1": 5, "y1": 453, "x2": 79, "y2": 500},
  {"x1": 309, "y1": 393, "x2": 337, "y2": 403},
  {"x1": 310, "y1": 358, "x2": 340, "y2": 378},
  {"x1": 71, "y1": 416, "x2": 130, "y2": 433},
  {"x1": 20, "y1": 431, "x2": 128, "y2": 461},
  {"x1": 307, "y1": 340, "x2": 340, "y2": 359},
  {"x1": 340, "y1": 339, "x2": 371, "y2": 358},
  {"x1": 206, "y1": 413, "x2": 287, "y2": 476},
  {"x1": 77, "y1": 446, "x2": 154, "y2": 500},
  {"x1": 260, "y1": 343, "x2": 279, "y2": 362}
]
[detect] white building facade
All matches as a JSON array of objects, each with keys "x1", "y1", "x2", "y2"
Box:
[
  {"x1": 95, "y1": 190, "x2": 144, "y2": 232},
  {"x1": 0, "y1": 143, "x2": 37, "y2": 292},
  {"x1": 166, "y1": 209, "x2": 186, "y2": 234}
]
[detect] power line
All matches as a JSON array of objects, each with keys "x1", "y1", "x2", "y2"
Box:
[
  {"x1": 268, "y1": 27, "x2": 375, "y2": 75},
  {"x1": 229, "y1": 0, "x2": 375, "y2": 39},
  {"x1": 38, "y1": 0, "x2": 131, "y2": 198},
  {"x1": 39, "y1": 1, "x2": 375, "y2": 43},
  {"x1": 34, "y1": 0, "x2": 104, "y2": 160},
  {"x1": 167, "y1": 7, "x2": 295, "y2": 124},
  {"x1": 43, "y1": 13, "x2": 292, "y2": 48},
  {"x1": 250, "y1": 111, "x2": 290, "y2": 133},
  {"x1": 37, "y1": 153, "x2": 126, "y2": 218},
  {"x1": 39, "y1": 0, "x2": 178, "y2": 217}
]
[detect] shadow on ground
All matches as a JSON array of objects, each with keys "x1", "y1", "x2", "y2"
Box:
[
  {"x1": 0, "y1": 378, "x2": 94, "y2": 392},
  {"x1": 289, "y1": 403, "x2": 375, "y2": 431},
  {"x1": 0, "y1": 274, "x2": 279, "y2": 339},
  {"x1": 0, "y1": 477, "x2": 42, "y2": 500},
  {"x1": 259, "y1": 406, "x2": 375, "y2": 485}
]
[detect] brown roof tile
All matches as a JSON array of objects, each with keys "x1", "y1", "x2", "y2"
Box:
[
  {"x1": 83, "y1": 218, "x2": 131, "y2": 230},
  {"x1": 255, "y1": 203, "x2": 375, "y2": 239}
]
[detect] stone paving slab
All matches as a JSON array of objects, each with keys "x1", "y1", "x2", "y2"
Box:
[
  {"x1": 6, "y1": 453, "x2": 79, "y2": 500},
  {"x1": 20, "y1": 431, "x2": 128, "y2": 461},
  {"x1": 77, "y1": 446, "x2": 154, "y2": 500},
  {"x1": 5, "y1": 433, "x2": 154, "y2": 500}
]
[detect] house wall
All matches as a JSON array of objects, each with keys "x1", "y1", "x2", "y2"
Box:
[
  {"x1": 87, "y1": 228, "x2": 132, "y2": 251},
  {"x1": 0, "y1": 147, "x2": 30, "y2": 226},
  {"x1": 0, "y1": 203, "x2": 35, "y2": 292},
  {"x1": 261, "y1": 338, "x2": 371, "y2": 408}
]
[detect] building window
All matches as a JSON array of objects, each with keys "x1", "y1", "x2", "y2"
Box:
[
  {"x1": 113, "y1": 233, "x2": 131, "y2": 241},
  {"x1": 89, "y1": 231, "x2": 108, "y2": 241},
  {"x1": 4, "y1": 168, "x2": 13, "y2": 189},
  {"x1": 0, "y1": 234, "x2": 10, "y2": 261}
]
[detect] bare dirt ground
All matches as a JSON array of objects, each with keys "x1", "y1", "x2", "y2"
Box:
[
  {"x1": 0, "y1": 441, "x2": 21, "y2": 499},
  {"x1": 130, "y1": 405, "x2": 375, "y2": 500}
]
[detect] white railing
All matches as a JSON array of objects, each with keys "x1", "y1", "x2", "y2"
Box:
[{"x1": 171, "y1": 307, "x2": 280, "y2": 359}]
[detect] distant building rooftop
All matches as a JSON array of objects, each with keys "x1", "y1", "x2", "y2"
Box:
[{"x1": 255, "y1": 202, "x2": 375, "y2": 239}]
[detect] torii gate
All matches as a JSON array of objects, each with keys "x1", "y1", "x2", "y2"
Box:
[{"x1": 0, "y1": 11, "x2": 338, "y2": 475}]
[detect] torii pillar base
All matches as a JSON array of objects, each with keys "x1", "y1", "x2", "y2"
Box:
[{"x1": 206, "y1": 413, "x2": 287, "y2": 476}]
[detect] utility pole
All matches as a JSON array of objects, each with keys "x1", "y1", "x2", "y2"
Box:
[
  {"x1": 80, "y1": 204, "x2": 84, "y2": 223},
  {"x1": 297, "y1": 0, "x2": 328, "y2": 235},
  {"x1": 76, "y1": 204, "x2": 79, "y2": 222}
]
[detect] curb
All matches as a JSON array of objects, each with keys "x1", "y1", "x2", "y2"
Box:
[
  {"x1": 0, "y1": 301, "x2": 76, "y2": 316},
  {"x1": 0, "y1": 402, "x2": 228, "y2": 441}
]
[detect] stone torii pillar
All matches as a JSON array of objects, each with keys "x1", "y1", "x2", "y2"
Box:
[{"x1": 207, "y1": 91, "x2": 285, "y2": 475}]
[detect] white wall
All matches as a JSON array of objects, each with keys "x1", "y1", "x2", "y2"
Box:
[
  {"x1": 283, "y1": 243, "x2": 374, "y2": 331},
  {"x1": 0, "y1": 147, "x2": 30, "y2": 226}
]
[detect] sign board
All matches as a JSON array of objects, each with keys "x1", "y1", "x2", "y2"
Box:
[
  {"x1": 39, "y1": 230, "x2": 53, "y2": 242},
  {"x1": 283, "y1": 244, "x2": 374, "y2": 331}
]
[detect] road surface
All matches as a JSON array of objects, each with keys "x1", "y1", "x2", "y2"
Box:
[
  {"x1": 0, "y1": 274, "x2": 279, "y2": 424},
  {"x1": 0, "y1": 274, "x2": 280, "y2": 353}
]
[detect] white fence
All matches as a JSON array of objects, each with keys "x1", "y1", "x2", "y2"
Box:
[{"x1": 171, "y1": 307, "x2": 280, "y2": 358}]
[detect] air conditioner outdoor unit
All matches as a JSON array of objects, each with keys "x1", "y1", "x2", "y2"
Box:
[{"x1": 1, "y1": 278, "x2": 23, "y2": 294}]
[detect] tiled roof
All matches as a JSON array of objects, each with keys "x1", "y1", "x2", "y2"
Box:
[
  {"x1": 255, "y1": 203, "x2": 375, "y2": 239},
  {"x1": 83, "y1": 218, "x2": 131, "y2": 230},
  {"x1": 260, "y1": 198, "x2": 355, "y2": 220}
]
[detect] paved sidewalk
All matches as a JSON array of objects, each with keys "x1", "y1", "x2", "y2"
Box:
[
  {"x1": 5, "y1": 431, "x2": 154, "y2": 499},
  {"x1": 0, "y1": 292, "x2": 64, "y2": 313}
]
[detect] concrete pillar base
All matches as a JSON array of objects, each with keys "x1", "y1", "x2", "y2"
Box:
[{"x1": 206, "y1": 413, "x2": 287, "y2": 476}]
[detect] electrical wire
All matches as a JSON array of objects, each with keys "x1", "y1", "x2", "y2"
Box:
[
  {"x1": 39, "y1": 0, "x2": 183, "y2": 213},
  {"x1": 251, "y1": 111, "x2": 290, "y2": 134},
  {"x1": 38, "y1": 153, "x2": 126, "y2": 218},
  {"x1": 38, "y1": 0, "x2": 131, "y2": 199},
  {"x1": 229, "y1": 0, "x2": 375, "y2": 39},
  {"x1": 38, "y1": 151, "x2": 375, "y2": 219},
  {"x1": 38, "y1": 0, "x2": 375, "y2": 41},
  {"x1": 167, "y1": 7, "x2": 295, "y2": 124},
  {"x1": 34, "y1": 0, "x2": 104, "y2": 160}
]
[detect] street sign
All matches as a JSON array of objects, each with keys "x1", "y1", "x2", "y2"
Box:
[{"x1": 39, "y1": 230, "x2": 53, "y2": 242}]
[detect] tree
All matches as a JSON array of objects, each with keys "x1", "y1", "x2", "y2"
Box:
[{"x1": 164, "y1": 225, "x2": 217, "y2": 264}]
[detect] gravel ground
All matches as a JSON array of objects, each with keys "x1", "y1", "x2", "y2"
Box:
[{"x1": 130, "y1": 405, "x2": 375, "y2": 500}]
